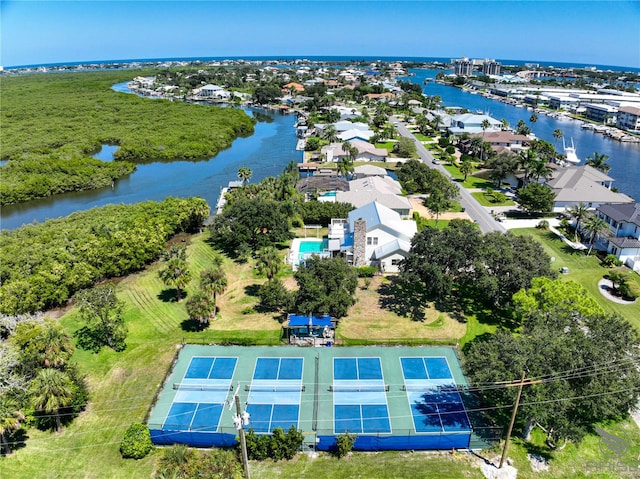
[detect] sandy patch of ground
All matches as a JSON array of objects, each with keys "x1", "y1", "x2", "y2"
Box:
[{"x1": 408, "y1": 196, "x2": 471, "y2": 221}]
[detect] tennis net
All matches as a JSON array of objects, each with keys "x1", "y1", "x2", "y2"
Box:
[
  {"x1": 330, "y1": 384, "x2": 389, "y2": 392},
  {"x1": 245, "y1": 384, "x2": 305, "y2": 393},
  {"x1": 173, "y1": 383, "x2": 232, "y2": 391}
]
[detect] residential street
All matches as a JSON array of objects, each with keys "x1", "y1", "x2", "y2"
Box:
[{"x1": 391, "y1": 117, "x2": 507, "y2": 234}]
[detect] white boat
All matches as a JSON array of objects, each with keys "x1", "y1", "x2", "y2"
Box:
[{"x1": 563, "y1": 138, "x2": 580, "y2": 164}]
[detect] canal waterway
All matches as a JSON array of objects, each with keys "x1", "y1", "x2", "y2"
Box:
[
  {"x1": 2, "y1": 70, "x2": 638, "y2": 230},
  {"x1": 1, "y1": 105, "x2": 300, "y2": 230},
  {"x1": 402, "y1": 69, "x2": 640, "y2": 201}
]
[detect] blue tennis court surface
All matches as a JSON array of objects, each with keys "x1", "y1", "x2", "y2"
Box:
[
  {"x1": 246, "y1": 357, "x2": 303, "y2": 433},
  {"x1": 333, "y1": 357, "x2": 391, "y2": 434},
  {"x1": 401, "y1": 357, "x2": 471, "y2": 434},
  {"x1": 162, "y1": 356, "x2": 238, "y2": 433},
  {"x1": 149, "y1": 345, "x2": 473, "y2": 451}
]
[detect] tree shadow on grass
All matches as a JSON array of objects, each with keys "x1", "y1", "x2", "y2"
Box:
[
  {"x1": 180, "y1": 318, "x2": 209, "y2": 332},
  {"x1": 157, "y1": 289, "x2": 186, "y2": 303},
  {"x1": 521, "y1": 438, "x2": 553, "y2": 462},
  {"x1": 378, "y1": 276, "x2": 431, "y2": 321},
  {"x1": 1, "y1": 429, "x2": 28, "y2": 456},
  {"x1": 244, "y1": 284, "x2": 261, "y2": 298},
  {"x1": 74, "y1": 326, "x2": 104, "y2": 353}
]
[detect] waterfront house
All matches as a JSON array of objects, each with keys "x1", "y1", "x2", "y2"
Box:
[
  {"x1": 328, "y1": 201, "x2": 417, "y2": 273},
  {"x1": 196, "y1": 84, "x2": 231, "y2": 100},
  {"x1": 448, "y1": 113, "x2": 502, "y2": 135},
  {"x1": 282, "y1": 82, "x2": 305, "y2": 94},
  {"x1": 546, "y1": 165, "x2": 634, "y2": 212},
  {"x1": 465, "y1": 131, "x2": 530, "y2": 153},
  {"x1": 323, "y1": 140, "x2": 388, "y2": 162},
  {"x1": 335, "y1": 176, "x2": 411, "y2": 217},
  {"x1": 337, "y1": 129, "x2": 375, "y2": 143},
  {"x1": 596, "y1": 203, "x2": 640, "y2": 271}
]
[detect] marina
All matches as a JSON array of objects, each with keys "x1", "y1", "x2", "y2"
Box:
[{"x1": 402, "y1": 69, "x2": 640, "y2": 201}]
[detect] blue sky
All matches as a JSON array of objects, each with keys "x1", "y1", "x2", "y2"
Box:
[{"x1": 2, "y1": 1, "x2": 639, "y2": 69}]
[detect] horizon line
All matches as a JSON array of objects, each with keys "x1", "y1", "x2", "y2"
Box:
[{"x1": 4, "y1": 55, "x2": 639, "y2": 73}]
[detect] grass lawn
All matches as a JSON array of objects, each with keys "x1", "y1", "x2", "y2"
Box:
[
  {"x1": 0, "y1": 233, "x2": 282, "y2": 479},
  {"x1": 416, "y1": 218, "x2": 452, "y2": 230},
  {"x1": 414, "y1": 133, "x2": 434, "y2": 142},
  {"x1": 443, "y1": 164, "x2": 494, "y2": 189},
  {"x1": 375, "y1": 141, "x2": 396, "y2": 152},
  {"x1": 251, "y1": 451, "x2": 484, "y2": 478},
  {"x1": 338, "y1": 276, "x2": 466, "y2": 344},
  {"x1": 471, "y1": 191, "x2": 516, "y2": 207},
  {"x1": 511, "y1": 228, "x2": 640, "y2": 329}
]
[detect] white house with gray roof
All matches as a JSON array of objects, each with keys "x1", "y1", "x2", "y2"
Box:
[
  {"x1": 448, "y1": 113, "x2": 502, "y2": 135},
  {"x1": 328, "y1": 201, "x2": 417, "y2": 273},
  {"x1": 547, "y1": 165, "x2": 634, "y2": 212},
  {"x1": 596, "y1": 203, "x2": 640, "y2": 271}
]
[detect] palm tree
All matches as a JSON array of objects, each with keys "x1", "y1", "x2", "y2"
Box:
[
  {"x1": 500, "y1": 118, "x2": 510, "y2": 131},
  {"x1": 553, "y1": 129, "x2": 563, "y2": 150},
  {"x1": 322, "y1": 125, "x2": 338, "y2": 143},
  {"x1": 237, "y1": 166, "x2": 253, "y2": 186},
  {"x1": 469, "y1": 136, "x2": 484, "y2": 159},
  {"x1": 185, "y1": 291, "x2": 215, "y2": 327},
  {"x1": 530, "y1": 160, "x2": 553, "y2": 182},
  {"x1": 566, "y1": 202, "x2": 590, "y2": 242},
  {"x1": 0, "y1": 400, "x2": 25, "y2": 455},
  {"x1": 585, "y1": 152, "x2": 611, "y2": 173},
  {"x1": 200, "y1": 267, "x2": 227, "y2": 318},
  {"x1": 582, "y1": 215, "x2": 609, "y2": 256},
  {"x1": 336, "y1": 157, "x2": 354, "y2": 178},
  {"x1": 36, "y1": 321, "x2": 75, "y2": 369},
  {"x1": 30, "y1": 368, "x2": 74, "y2": 433},
  {"x1": 158, "y1": 258, "x2": 191, "y2": 302},
  {"x1": 480, "y1": 119, "x2": 491, "y2": 138},
  {"x1": 459, "y1": 158, "x2": 474, "y2": 182},
  {"x1": 255, "y1": 246, "x2": 282, "y2": 280},
  {"x1": 529, "y1": 112, "x2": 538, "y2": 124}
]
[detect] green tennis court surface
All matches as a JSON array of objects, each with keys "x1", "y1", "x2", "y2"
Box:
[{"x1": 148, "y1": 345, "x2": 472, "y2": 451}]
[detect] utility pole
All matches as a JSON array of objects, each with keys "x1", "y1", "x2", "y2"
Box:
[
  {"x1": 499, "y1": 370, "x2": 526, "y2": 469},
  {"x1": 235, "y1": 393, "x2": 251, "y2": 479}
]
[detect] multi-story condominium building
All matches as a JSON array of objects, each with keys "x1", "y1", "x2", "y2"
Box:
[
  {"x1": 616, "y1": 105, "x2": 640, "y2": 131},
  {"x1": 482, "y1": 59, "x2": 501, "y2": 76},
  {"x1": 584, "y1": 103, "x2": 618, "y2": 124},
  {"x1": 453, "y1": 57, "x2": 474, "y2": 76}
]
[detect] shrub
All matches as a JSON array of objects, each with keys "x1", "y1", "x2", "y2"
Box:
[
  {"x1": 333, "y1": 431, "x2": 357, "y2": 458},
  {"x1": 120, "y1": 423, "x2": 153, "y2": 459},
  {"x1": 241, "y1": 306, "x2": 257, "y2": 315},
  {"x1": 601, "y1": 254, "x2": 623, "y2": 268},
  {"x1": 244, "y1": 425, "x2": 303, "y2": 461},
  {"x1": 445, "y1": 145, "x2": 456, "y2": 155},
  {"x1": 438, "y1": 137, "x2": 450, "y2": 148},
  {"x1": 356, "y1": 266, "x2": 377, "y2": 278},
  {"x1": 536, "y1": 220, "x2": 550, "y2": 230}
]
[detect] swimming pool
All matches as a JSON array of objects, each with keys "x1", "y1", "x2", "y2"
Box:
[
  {"x1": 299, "y1": 239, "x2": 326, "y2": 253},
  {"x1": 289, "y1": 238, "x2": 330, "y2": 269}
]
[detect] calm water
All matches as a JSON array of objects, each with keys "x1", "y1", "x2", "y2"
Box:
[
  {"x1": 1, "y1": 107, "x2": 300, "y2": 230},
  {"x1": 2, "y1": 70, "x2": 638, "y2": 230},
  {"x1": 401, "y1": 69, "x2": 640, "y2": 201}
]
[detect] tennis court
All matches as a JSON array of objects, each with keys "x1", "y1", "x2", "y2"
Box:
[{"x1": 148, "y1": 345, "x2": 472, "y2": 451}]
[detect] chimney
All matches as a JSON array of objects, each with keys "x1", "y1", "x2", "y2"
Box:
[{"x1": 353, "y1": 218, "x2": 367, "y2": 267}]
